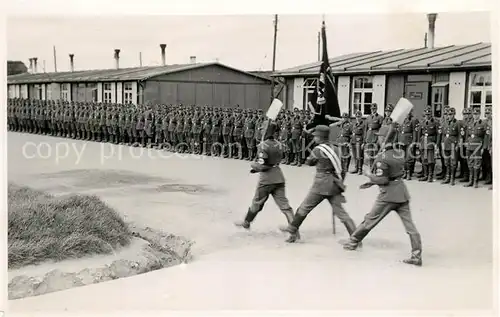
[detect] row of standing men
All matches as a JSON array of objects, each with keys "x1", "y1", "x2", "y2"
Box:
[{"x1": 6, "y1": 98, "x2": 492, "y2": 189}]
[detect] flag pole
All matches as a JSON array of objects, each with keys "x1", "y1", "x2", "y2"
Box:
[{"x1": 271, "y1": 14, "x2": 278, "y2": 102}]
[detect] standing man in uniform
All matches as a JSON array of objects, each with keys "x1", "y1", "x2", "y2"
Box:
[
  {"x1": 397, "y1": 110, "x2": 419, "y2": 180},
  {"x1": 244, "y1": 111, "x2": 256, "y2": 160},
  {"x1": 222, "y1": 111, "x2": 233, "y2": 158},
  {"x1": 441, "y1": 107, "x2": 462, "y2": 186},
  {"x1": 458, "y1": 108, "x2": 472, "y2": 182},
  {"x1": 280, "y1": 125, "x2": 357, "y2": 242},
  {"x1": 235, "y1": 120, "x2": 297, "y2": 242},
  {"x1": 482, "y1": 107, "x2": 492, "y2": 187},
  {"x1": 290, "y1": 114, "x2": 303, "y2": 166},
  {"x1": 336, "y1": 113, "x2": 352, "y2": 180},
  {"x1": 364, "y1": 103, "x2": 383, "y2": 168},
  {"x1": 202, "y1": 113, "x2": 212, "y2": 156},
  {"x1": 211, "y1": 110, "x2": 222, "y2": 156},
  {"x1": 436, "y1": 106, "x2": 451, "y2": 180},
  {"x1": 417, "y1": 107, "x2": 438, "y2": 182},
  {"x1": 464, "y1": 107, "x2": 487, "y2": 188},
  {"x1": 232, "y1": 111, "x2": 244, "y2": 159},
  {"x1": 350, "y1": 111, "x2": 365, "y2": 175},
  {"x1": 343, "y1": 123, "x2": 422, "y2": 266}
]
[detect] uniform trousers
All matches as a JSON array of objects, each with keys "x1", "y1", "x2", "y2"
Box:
[{"x1": 350, "y1": 199, "x2": 421, "y2": 255}]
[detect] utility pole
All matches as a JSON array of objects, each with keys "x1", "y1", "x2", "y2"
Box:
[
  {"x1": 271, "y1": 14, "x2": 278, "y2": 100},
  {"x1": 53, "y1": 45, "x2": 58, "y2": 72},
  {"x1": 139, "y1": 52, "x2": 143, "y2": 67}
]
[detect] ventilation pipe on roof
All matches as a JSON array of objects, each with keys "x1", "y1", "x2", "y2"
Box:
[
  {"x1": 33, "y1": 57, "x2": 38, "y2": 74},
  {"x1": 190, "y1": 56, "x2": 196, "y2": 64},
  {"x1": 160, "y1": 44, "x2": 166, "y2": 66},
  {"x1": 114, "y1": 49, "x2": 121, "y2": 69},
  {"x1": 427, "y1": 13, "x2": 437, "y2": 49},
  {"x1": 69, "y1": 54, "x2": 75, "y2": 72},
  {"x1": 28, "y1": 58, "x2": 33, "y2": 73}
]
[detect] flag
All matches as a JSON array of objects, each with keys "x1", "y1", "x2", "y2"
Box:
[{"x1": 306, "y1": 20, "x2": 341, "y2": 130}]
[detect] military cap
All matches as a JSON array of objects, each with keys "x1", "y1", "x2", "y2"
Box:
[
  {"x1": 341, "y1": 112, "x2": 349, "y2": 118},
  {"x1": 463, "y1": 108, "x2": 470, "y2": 114},
  {"x1": 355, "y1": 110, "x2": 362, "y2": 117},
  {"x1": 313, "y1": 125, "x2": 330, "y2": 138},
  {"x1": 385, "y1": 104, "x2": 394, "y2": 112},
  {"x1": 472, "y1": 107, "x2": 481, "y2": 115},
  {"x1": 370, "y1": 103, "x2": 378, "y2": 109},
  {"x1": 485, "y1": 107, "x2": 492, "y2": 114},
  {"x1": 424, "y1": 107, "x2": 432, "y2": 115},
  {"x1": 447, "y1": 107, "x2": 456, "y2": 114}
]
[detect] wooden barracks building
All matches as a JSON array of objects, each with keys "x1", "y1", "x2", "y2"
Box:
[
  {"x1": 273, "y1": 42, "x2": 492, "y2": 119},
  {"x1": 7, "y1": 46, "x2": 274, "y2": 110},
  {"x1": 273, "y1": 14, "x2": 491, "y2": 119}
]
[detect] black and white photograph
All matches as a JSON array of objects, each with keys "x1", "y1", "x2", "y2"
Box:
[{"x1": 3, "y1": 3, "x2": 497, "y2": 315}]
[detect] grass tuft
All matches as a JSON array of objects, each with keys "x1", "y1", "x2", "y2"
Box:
[{"x1": 8, "y1": 183, "x2": 131, "y2": 269}]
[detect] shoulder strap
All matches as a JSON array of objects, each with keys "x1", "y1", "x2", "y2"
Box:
[{"x1": 317, "y1": 144, "x2": 342, "y2": 176}]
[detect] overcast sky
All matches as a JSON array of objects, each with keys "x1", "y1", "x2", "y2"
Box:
[{"x1": 7, "y1": 12, "x2": 491, "y2": 72}]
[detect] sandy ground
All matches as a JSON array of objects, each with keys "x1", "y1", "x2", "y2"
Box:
[{"x1": 7, "y1": 132, "x2": 495, "y2": 314}]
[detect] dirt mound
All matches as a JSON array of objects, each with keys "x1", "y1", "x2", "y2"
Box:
[{"x1": 8, "y1": 183, "x2": 131, "y2": 269}]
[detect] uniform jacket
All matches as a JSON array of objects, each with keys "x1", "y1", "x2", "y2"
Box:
[
  {"x1": 351, "y1": 120, "x2": 365, "y2": 144},
  {"x1": 364, "y1": 113, "x2": 383, "y2": 144},
  {"x1": 442, "y1": 118, "x2": 462, "y2": 150},
  {"x1": 244, "y1": 117, "x2": 256, "y2": 138},
  {"x1": 336, "y1": 121, "x2": 352, "y2": 144},
  {"x1": 418, "y1": 118, "x2": 438, "y2": 149},
  {"x1": 250, "y1": 138, "x2": 285, "y2": 185},
  {"x1": 465, "y1": 119, "x2": 486, "y2": 151},
  {"x1": 397, "y1": 116, "x2": 419, "y2": 146},
  {"x1": 222, "y1": 116, "x2": 233, "y2": 135},
  {"x1": 305, "y1": 143, "x2": 344, "y2": 196},
  {"x1": 484, "y1": 118, "x2": 493, "y2": 151},
  {"x1": 368, "y1": 145, "x2": 410, "y2": 203}
]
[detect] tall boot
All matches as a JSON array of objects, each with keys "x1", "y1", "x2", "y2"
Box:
[
  {"x1": 464, "y1": 168, "x2": 474, "y2": 187},
  {"x1": 403, "y1": 233, "x2": 422, "y2": 266},
  {"x1": 441, "y1": 164, "x2": 451, "y2": 184},
  {"x1": 279, "y1": 213, "x2": 307, "y2": 243},
  {"x1": 282, "y1": 209, "x2": 301, "y2": 242},
  {"x1": 418, "y1": 164, "x2": 428, "y2": 181},
  {"x1": 450, "y1": 166, "x2": 456, "y2": 186},
  {"x1": 427, "y1": 163, "x2": 435, "y2": 182},
  {"x1": 436, "y1": 164, "x2": 446, "y2": 180},
  {"x1": 460, "y1": 163, "x2": 470, "y2": 183},
  {"x1": 343, "y1": 225, "x2": 370, "y2": 250},
  {"x1": 343, "y1": 219, "x2": 357, "y2": 236},
  {"x1": 290, "y1": 153, "x2": 297, "y2": 166},
  {"x1": 473, "y1": 169, "x2": 480, "y2": 188},
  {"x1": 357, "y1": 160, "x2": 363, "y2": 175},
  {"x1": 234, "y1": 208, "x2": 258, "y2": 229}
]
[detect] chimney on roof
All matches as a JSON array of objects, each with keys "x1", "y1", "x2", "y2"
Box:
[
  {"x1": 427, "y1": 13, "x2": 437, "y2": 49},
  {"x1": 114, "y1": 49, "x2": 121, "y2": 69},
  {"x1": 69, "y1": 54, "x2": 75, "y2": 72},
  {"x1": 28, "y1": 58, "x2": 33, "y2": 73},
  {"x1": 160, "y1": 44, "x2": 166, "y2": 66},
  {"x1": 33, "y1": 57, "x2": 38, "y2": 74},
  {"x1": 190, "y1": 56, "x2": 196, "y2": 64}
]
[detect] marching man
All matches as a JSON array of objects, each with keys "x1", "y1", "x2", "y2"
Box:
[
  {"x1": 343, "y1": 123, "x2": 423, "y2": 266},
  {"x1": 234, "y1": 120, "x2": 298, "y2": 240},
  {"x1": 279, "y1": 125, "x2": 357, "y2": 243}
]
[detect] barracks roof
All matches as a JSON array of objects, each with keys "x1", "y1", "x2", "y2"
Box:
[
  {"x1": 7, "y1": 62, "x2": 272, "y2": 85},
  {"x1": 273, "y1": 42, "x2": 492, "y2": 77}
]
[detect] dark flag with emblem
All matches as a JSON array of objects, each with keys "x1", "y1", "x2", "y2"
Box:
[{"x1": 306, "y1": 20, "x2": 341, "y2": 130}]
